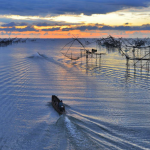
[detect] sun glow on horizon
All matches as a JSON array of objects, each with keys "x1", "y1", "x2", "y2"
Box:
[{"x1": 1, "y1": 29, "x2": 150, "y2": 39}]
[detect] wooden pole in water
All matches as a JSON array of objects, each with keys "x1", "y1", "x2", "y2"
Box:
[
  {"x1": 133, "y1": 47, "x2": 135, "y2": 67},
  {"x1": 149, "y1": 47, "x2": 150, "y2": 59},
  {"x1": 86, "y1": 50, "x2": 88, "y2": 73},
  {"x1": 148, "y1": 46, "x2": 150, "y2": 71},
  {"x1": 140, "y1": 60, "x2": 142, "y2": 73},
  {"x1": 86, "y1": 50, "x2": 88, "y2": 64},
  {"x1": 148, "y1": 61, "x2": 149, "y2": 72},
  {"x1": 80, "y1": 49, "x2": 82, "y2": 64},
  {"x1": 146, "y1": 61, "x2": 148, "y2": 71},
  {"x1": 96, "y1": 53, "x2": 97, "y2": 66},
  {"x1": 80, "y1": 49, "x2": 82, "y2": 58},
  {"x1": 99, "y1": 54, "x2": 101, "y2": 66},
  {"x1": 126, "y1": 57, "x2": 129, "y2": 66}
]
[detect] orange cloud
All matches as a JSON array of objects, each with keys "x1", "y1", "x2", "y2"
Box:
[
  {"x1": 0, "y1": 26, "x2": 12, "y2": 29},
  {"x1": 125, "y1": 31, "x2": 140, "y2": 34},
  {"x1": 15, "y1": 26, "x2": 27, "y2": 29},
  {"x1": 140, "y1": 30, "x2": 150, "y2": 33},
  {"x1": 125, "y1": 30, "x2": 150, "y2": 34}
]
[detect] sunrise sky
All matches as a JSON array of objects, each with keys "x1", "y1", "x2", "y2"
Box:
[{"x1": 0, "y1": 0, "x2": 150, "y2": 38}]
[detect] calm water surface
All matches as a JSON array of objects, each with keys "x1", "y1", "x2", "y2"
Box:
[{"x1": 0, "y1": 39, "x2": 150, "y2": 150}]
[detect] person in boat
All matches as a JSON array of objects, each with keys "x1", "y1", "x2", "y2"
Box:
[{"x1": 58, "y1": 100, "x2": 64, "y2": 111}]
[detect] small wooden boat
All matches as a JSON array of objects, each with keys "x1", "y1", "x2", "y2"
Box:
[{"x1": 51, "y1": 95, "x2": 65, "y2": 114}]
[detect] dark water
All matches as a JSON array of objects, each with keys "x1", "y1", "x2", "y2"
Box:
[{"x1": 0, "y1": 39, "x2": 150, "y2": 150}]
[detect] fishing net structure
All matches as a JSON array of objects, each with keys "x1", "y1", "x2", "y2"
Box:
[
  {"x1": 60, "y1": 36, "x2": 150, "y2": 71},
  {"x1": 60, "y1": 38, "x2": 86, "y2": 60}
]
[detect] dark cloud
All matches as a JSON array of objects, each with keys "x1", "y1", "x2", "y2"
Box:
[
  {"x1": 36, "y1": 22, "x2": 81, "y2": 26},
  {"x1": 1, "y1": 21, "x2": 81, "y2": 28},
  {"x1": 62, "y1": 25, "x2": 99, "y2": 31},
  {"x1": 2, "y1": 22, "x2": 28, "y2": 27},
  {"x1": 1, "y1": 22, "x2": 150, "y2": 32},
  {"x1": 36, "y1": 23, "x2": 52, "y2": 26},
  {"x1": 62, "y1": 24, "x2": 150, "y2": 31},
  {"x1": 0, "y1": 0, "x2": 149, "y2": 16},
  {"x1": 0, "y1": 25, "x2": 37, "y2": 32},
  {"x1": 100, "y1": 25, "x2": 150, "y2": 30},
  {"x1": 1, "y1": 22, "x2": 17, "y2": 27},
  {"x1": 42, "y1": 27, "x2": 61, "y2": 31},
  {"x1": 0, "y1": 22, "x2": 61, "y2": 32}
]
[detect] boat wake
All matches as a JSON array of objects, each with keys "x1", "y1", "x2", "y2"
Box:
[
  {"x1": 55, "y1": 115, "x2": 102, "y2": 150},
  {"x1": 28, "y1": 52, "x2": 47, "y2": 59},
  {"x1": 53, "y1": 108, "x2": 148, "y2": 150}
]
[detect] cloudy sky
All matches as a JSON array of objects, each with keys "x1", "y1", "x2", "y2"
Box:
[{"x1": 0, "y1": 0, "x2": 150, "y2": 38}]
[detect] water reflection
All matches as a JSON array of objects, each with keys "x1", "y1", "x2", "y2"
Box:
[{"x1": 70, "y1": 45, "x2": 150, "y2": 90}]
